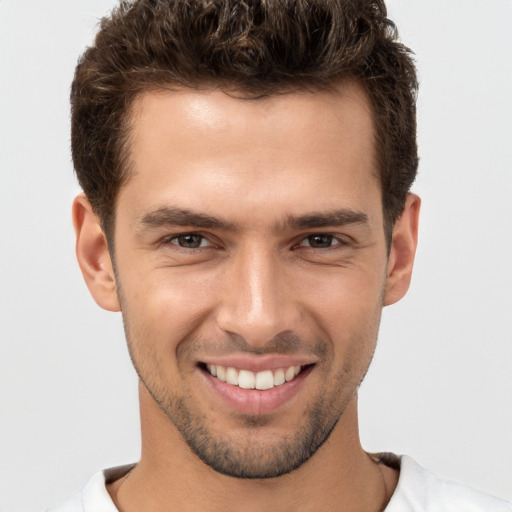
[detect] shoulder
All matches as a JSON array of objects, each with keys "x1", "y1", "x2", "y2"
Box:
[
  {"x1": 385, "y1": 454, "x2": 512, "y2": 512},
  {"x1": 45, "y1": 464, "x2": 134, "y2": 512}
]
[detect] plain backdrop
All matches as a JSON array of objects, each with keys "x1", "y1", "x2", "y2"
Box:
[{"x1": 1, "y1": 1, "x2": 511, "y2": 510}]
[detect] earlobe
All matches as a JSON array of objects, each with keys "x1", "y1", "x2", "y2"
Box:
[
  {"x1": 73, "y1": 194, "x2": 120, "y2": 312},
  {"x1": 383, "y1": 193, "x2": 421, "y2": 306}
]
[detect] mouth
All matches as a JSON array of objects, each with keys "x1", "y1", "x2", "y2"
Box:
[
  {"x1": 198, "y1": 359, "x2": 315, "y2": 415},
  {"x1": 201, "y1": 363, "x2": 307, "y2": 390}
]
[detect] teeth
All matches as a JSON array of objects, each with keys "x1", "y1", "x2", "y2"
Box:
[
  {"x1": 226, "y1": 367, "x2": 239, "y2": 385},
  {"x1": 274, "y1": 368, "x2": 285, "y2": 386},
  {"x1": 255, "y1": 370, "x2": 274, "y2": 390},
  {"x1": 216, "y1": 365, "x2": 226, "y2": 382},
  {"x1": 205, "y1": 364, "x2": 304, "y2": 389},
  {"x1": 284, "y1": 366, "x2": 295, "y2": 382},
  {"x1": 238, "y1": 370, "x2": 255, "y2": 389}
]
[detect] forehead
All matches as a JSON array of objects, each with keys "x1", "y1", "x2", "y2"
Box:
[
  {"x1": 128, "y1": 82, "x2": 375, "y2": 165},
  {"x1": 120, "y1": 83, "x2": 380, "y2": 228}
]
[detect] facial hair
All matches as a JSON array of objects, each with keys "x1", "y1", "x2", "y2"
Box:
[{"x1": 124, "y1": 325, "x2": 379, "y2": 479}]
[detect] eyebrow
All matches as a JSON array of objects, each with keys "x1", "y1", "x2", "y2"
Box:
[
  {"x1": 139, "y1": 207, "x2": 238, "y2": 231},
  {"x1": 282, "y1": 210, "x2": 369, "y2": 230},
  {"x1": 138, "y1": 206, "x2": 368, "y2": 232}
]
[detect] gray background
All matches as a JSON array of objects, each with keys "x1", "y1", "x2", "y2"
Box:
[{"x1": 1, "y1": 1, "x2": 511, "y2": 510}]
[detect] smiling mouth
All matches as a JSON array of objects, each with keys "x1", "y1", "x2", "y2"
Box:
[{"x1": 200, "y1": 363, "x2": 310, "y2": 390}]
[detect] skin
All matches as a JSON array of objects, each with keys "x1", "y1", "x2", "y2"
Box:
[{"x1": 73, "y1": 82, "x2": 420, "y2": 511}]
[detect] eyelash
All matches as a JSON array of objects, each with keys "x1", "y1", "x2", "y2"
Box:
[
  {"x1": 162, "y1": 232, "x2": 348, "y2": 251},
  {"x1": 298, "y1": 234, "x2": 343, "y2": 249},
  {"x1": 164, "y1": 233, "x2": 214, "y2": 249}
]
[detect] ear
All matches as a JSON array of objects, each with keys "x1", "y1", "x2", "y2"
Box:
[
  {"x1": 72, "y1": 194, "x2": 120, "y2": 312},
  {"x1": 383, "y1": 193, "x2": 421, "y2": 306}
]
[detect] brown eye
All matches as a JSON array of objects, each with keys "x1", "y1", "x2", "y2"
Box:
[
  {"x1": 301, "y1": 234, "x2": 339, "y2": 248},
  {"x1": 171, "y1": 234, "x2": 207, "y2": 249}
]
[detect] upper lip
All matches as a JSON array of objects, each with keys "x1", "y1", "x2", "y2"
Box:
[{"x1": 199, "y1": 354, "x2": 318, "y2": 372}]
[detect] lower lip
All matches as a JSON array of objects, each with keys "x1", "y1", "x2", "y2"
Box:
[{"x1": 200, "y1": 366, "x2": 313, "y2": 415}]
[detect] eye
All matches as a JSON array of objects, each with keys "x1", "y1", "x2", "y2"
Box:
[
  {"x1": 299, "y1": 234, "x2": 341, "y2": 249},
  {"x1": 169, "y1": 233, "x2": 211, "y2": 249}
]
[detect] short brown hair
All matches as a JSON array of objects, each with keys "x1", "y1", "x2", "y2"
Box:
[{"x1": 71, "y1": 0, "x2": 418, "y2": 243}]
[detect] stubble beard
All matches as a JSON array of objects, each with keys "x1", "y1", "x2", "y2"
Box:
[
  {"x1": 116, "y1": 273, "x2": 383, "y2": 480},
  {"x1": 140, "y1": 368, "x2": 351, "y2": 479},
  {"x1": 125, "y1": 331, "x2": 377, "y2": 480}
]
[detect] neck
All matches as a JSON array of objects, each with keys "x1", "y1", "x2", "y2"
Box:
[{"x1": 108, "y1": 384, "x2": 397, "y2": 512}]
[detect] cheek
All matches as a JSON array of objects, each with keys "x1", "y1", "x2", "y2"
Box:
[
  {"x1": 119, "y1": 266, "x2": 219, "y2": 347},
  {"x1": 298, "y1": 267, "x2": 385, "y2": 363},
  {"x1": 298, "y1": 263, "x2": 386, "y2": 324}
]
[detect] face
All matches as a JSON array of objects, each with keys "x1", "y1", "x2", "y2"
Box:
[{"x1": 78, "y1": 83, "x2": 415, "y2": 479}]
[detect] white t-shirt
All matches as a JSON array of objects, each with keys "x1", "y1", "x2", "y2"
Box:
[{"x1": 46, "y1": 455, "x2": 512, "y2": 511}]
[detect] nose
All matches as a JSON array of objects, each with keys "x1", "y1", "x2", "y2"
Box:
[{"x1": 215, "y1": 244, "x2": 302, "y2": 347}]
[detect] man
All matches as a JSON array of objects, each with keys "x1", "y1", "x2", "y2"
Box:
[{"x1": 47, "y1": 0, "x2": 511, "y2": 510}]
